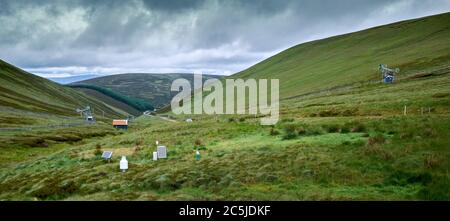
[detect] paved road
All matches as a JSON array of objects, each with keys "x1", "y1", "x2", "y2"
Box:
[{"x1": 143, "y1": 111, "x2": 178, "y2": 123}]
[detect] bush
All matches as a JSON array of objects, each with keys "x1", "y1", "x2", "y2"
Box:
[
  {"x1": 340, "y1": 126, "x2": 350, "y2": 133},
  {"x1": 94, "y1": 144, "x2": 102, "y2": 156},
  {"x1": 318, "y1": 108, "x2": 340, "y2": 117},
  {"x1": 424, "y1": 154, "x2": 440, "y2": 169},
  {"x1": 324, "y1": 124, "x2": 340, "y2": 133},
  {"x1": 365, "y1": 134, "x2": 391, "y2": 160},
  {"x1": 367, "y1": 134, "x2": 386, "y2": 146},
  {"x1": 282, "y1": 123, "x2": 324, "y2": 139},
  {"x1": 344, "y1": 121, "x2": 366, "y2": 132},
  {"x1": 195, "y1": 139, "x2": 203, "y2": 146},
  {"x1": 417, "y1": 175, "x2": 450, "y2": 200},
  {"x1": 269, "y1": 127, "x2": 280, "y2": 136},
  {"x1": 306, "y1": 126, "x2": 325, "y2": 136},
  {"x1": 14, "y1": 137, "x2": 49, "y2": 147},
  {"x1": 385, "y1": 170, "x2": 432, "y2": 186},
  {"x1": 352, "y1": 123, "x2": 366, "y2": 132},
  {"x1": 32, "y1": 179, "x2": 80, "y2": 200},
  {"x1": 281, "y1": 118, "x2": 295, "y2": 123},
  {"x1": 282, "y1": 124, "x2": 299, "y2": 140}
]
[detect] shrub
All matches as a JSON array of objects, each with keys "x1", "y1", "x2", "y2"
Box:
[
  {"x1": 32, "y1": 179, "x2": 80, "y2": 200},
  {"x1": 318, "y1": 109, "x2": 339, "y2": 117},
  {"x1": 342, "y1": 109, "x2": 358, "y2": 116},
  {"x1": 423, "y1": 128, "x2": 437, "y2": 138},
  {"x1": 282, "y1": 123, "x2": 324, "y2": 139},
  {"x1": 15, "y1": 137, "x2": 49, "y2": 147},
  {"x1": 417, "y1": 175, "x2": 450, "y2": 200},
  {"x1": 305, "y1": 126, "x2": 325, "y2": 136},
  {"x1": 94, "y1": 144, "x2": 102, "y2": 156},
  {"x1": 364, "y1": 134, "x2": 391, "y2": 159},
  {"x1": 195, "y1": 139, "x2": 203, "y2": 146},
  {"x1": 385, "y1": 170, "x2": 432, "y2": 186},
  {"x1": 324, "y1": 124, "x2": 340, "y2": 133},
  {"x1": 281, "y1": 118, "x2": 295, "y2": 123},
  {"x1": 351, "y1": 123, "x2": 366, "y2": 132},
  {"x1": 282, "y1": 124, "x2": 298, "y2": 140},
  {"x1": 340, "y1": 126, "x2": 350, "y2": 133},
  {"x1": 135, "y1": 139, "x2": 144, "y2": 146},
  {"x1": 424, "y1": 154, "x2": 440, "y2": 169},
  {"x1": 367, "y1": 134, "x2": 386, "y2": 146},
  {"x1": 269, "y1": 127, "x2": 280, "y2": 136}
]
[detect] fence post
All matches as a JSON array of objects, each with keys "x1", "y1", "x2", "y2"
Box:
[{"x1": 404, "y1": 105, "x2": 407, "y2": 116}]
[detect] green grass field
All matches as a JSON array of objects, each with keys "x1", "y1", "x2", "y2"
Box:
[{"x1": 0, "y1": 13, "x2": 449, "y2": 200}]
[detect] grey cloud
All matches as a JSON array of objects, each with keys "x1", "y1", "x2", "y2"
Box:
[
  {"x1": 0, "y1": 0, "x2": 449, "y2": 77},
  {"x1": 142, "y1": 0, "x2": 205, "y2": 12}
]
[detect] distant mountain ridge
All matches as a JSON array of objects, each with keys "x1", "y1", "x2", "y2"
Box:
[
  {"x1": 49, "y1": 74, "x2": 99, "y2": 84},
  {"x1": 73, "y1": 73, "x2": 223, "y2": 108}
]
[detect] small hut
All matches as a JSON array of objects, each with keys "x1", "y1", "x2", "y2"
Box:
[{"x1": 112, "y1": 119, "x2": 128, "y2": 130}]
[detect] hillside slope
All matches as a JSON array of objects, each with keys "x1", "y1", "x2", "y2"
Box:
[
  {"x1": 74, "y1": 88, "x2": 142, "y2": 116},
  {"x1": 232, "y1": 12, "x2": 450, "y2": 99},
  {"x1": 0, "y1": 59, "x2": 127, "y2": 120},
  {"x1": 75, "y1": 73, "x2": 222, "y2": 108}
]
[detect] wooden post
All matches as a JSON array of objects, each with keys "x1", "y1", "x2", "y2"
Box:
[
  {"x1": 404, "y1": 105, "x2": 407, "y2": 116},
  {"x1": 428, "y1": 107, "x2": 431, "y2": 114}
]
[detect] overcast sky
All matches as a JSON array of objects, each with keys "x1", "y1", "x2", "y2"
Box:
[{"x1": 1, "y1": 0, "x2": 449, "y2": 78}]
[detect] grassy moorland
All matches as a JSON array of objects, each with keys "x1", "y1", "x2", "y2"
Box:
[
  {"x1": 0, "y1": 63, "x2": 448, "y2": 200},
  {"x1": 0, "y1": 13, "x2": 449, "y2": 200},
  {"x1": 234, "y1": 12, "x2": 450, "y2": 99}
]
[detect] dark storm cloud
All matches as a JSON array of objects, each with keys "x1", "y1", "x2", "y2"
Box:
[{"x1": 0, "y1": 0, "x2": 449, "y2": 78}]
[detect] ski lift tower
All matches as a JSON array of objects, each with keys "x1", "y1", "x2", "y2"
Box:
[
  {"x1": 379, "y1": 64, "x2": 399, "y2": 83},
  {"x1": 76, "y1": 105, "x2": 95, "y2": 123},
  {"x1": 127, "y1": 115, "x2": 135, "y2": 122}
]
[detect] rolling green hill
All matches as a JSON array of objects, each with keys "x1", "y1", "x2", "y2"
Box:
[
  {"x1": 0, "y1": 59, "x2": 128, "y2": 124},
  {"x1": 233, "y1": 12, "x2": 450, "y2": 99},
  {"x1": 69, "y1": 84, "x2": 154, "y2": 113},
  {"x1": 73, "y1": 88, "x2": 142, "y2": 117},
  {"x1": 74, "y1": 73, "x2": 222, "y2": 108}
]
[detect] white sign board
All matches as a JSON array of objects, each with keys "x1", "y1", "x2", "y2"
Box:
[
  {"x1": 153, "y1": 151, "x2": 158, "y2": 161},
  {"x1": 157, "y1": 146, "x2": 167, "y2": 158}
]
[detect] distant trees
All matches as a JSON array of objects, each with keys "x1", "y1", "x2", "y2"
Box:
[{"x1": 69, "y1": 84, "x2": 154, "y2": 111}]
